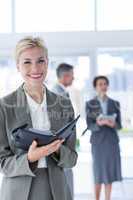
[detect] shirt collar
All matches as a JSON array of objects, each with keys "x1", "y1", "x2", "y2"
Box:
[
  {"x1": 58, "y1": 82, "x2": 67, "y2": 92},
  {"x1": 97, "y1": 95, "x2": 108, "y2": 103},
  {"x1": 23, "y1": 86, "x2": 47, "y2": 111}
]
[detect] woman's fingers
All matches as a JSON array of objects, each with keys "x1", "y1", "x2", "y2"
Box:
[
  {"x1": 46, "y1": 139, "x2": 65, "y2": 155},
  {"x1": 27, "y1": 140, "x2": 39, "y2": 162},
  {"x1": 48, "y1": 140, "x2": 62, "y2": 147},
  {"x1": 27, "y1": 139, "x2": 65, "y2": 162},
  {"x1": 42, "y1": 139, "x2": 64, "y2": 150},
  {"x1": 29, "y1": 140, "x2": 38, "y2": 150}
]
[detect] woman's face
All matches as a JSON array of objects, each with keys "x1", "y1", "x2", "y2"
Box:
[
  {"x1": 95, "y1": 79, "x2": 108, "y2": 96},
  {"x1": 17, "y1": 47, "x2": 48, "y2": 88}
]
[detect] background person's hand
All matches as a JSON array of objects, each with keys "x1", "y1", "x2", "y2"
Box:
[
  {"x1": 105, "y1": 119, "x2": 116, "y2": 128},
  {"x1": 97, "y1": 118, "x2": 116, "y2": 128},
  {"x1": 27, "y1": 139, "x2": 64, "y2": 163},
  {"x1": 96, "y1": 119, "x2": 107, "y2": 126}
]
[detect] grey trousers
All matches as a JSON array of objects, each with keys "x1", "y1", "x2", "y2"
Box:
[
  {"x1": 64, "y1": 169, "x2": 74, "y2": 199},
  {"x1": 28, "y1": 168, "x2": 53, "y2": 200}
]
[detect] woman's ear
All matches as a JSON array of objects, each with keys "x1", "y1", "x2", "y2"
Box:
[
  {"x1": 47, "y1": 58, "x2": 49, "y2": 65},
  {"x1": 16, "y1": 63, "x2": 20, "y2": 72}
]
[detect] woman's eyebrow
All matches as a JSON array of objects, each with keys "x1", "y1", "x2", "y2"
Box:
[
  {"x1": 23, "y1": 58, "x2": 31, "y2": 60},
  {"x1": 23, "y1": 57, "x2": 45, "y2": 61},
  {"x1": 38, "y1": 56, "x2": 45, "y2": 59}
]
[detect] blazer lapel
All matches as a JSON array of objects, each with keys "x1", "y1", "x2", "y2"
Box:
[
  {"x1": 107, "y1": 98, "x2": 113, "y2": 115},
  {"x1": 46, "y1": 88, "x2": 63, "y2": 133},
  {"x1": 14, "y1": 85, "x2": 32, "y2": 128},
  {"x1": 94, "y1": 97, "x2": 102, "y2": 113},
  {"x1": 46, "y1": 88, "x2": 58, "y2": 132}
]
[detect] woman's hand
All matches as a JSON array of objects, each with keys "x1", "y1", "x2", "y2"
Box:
[
  {"x1": 27, "y1": 139, "x2": 64, "y2": 163},
  {"x1": 96, "y1": 119, "x2": 106, "y2": 126},
  {"x1": 105, "y1": 120, "x2": 116, "y2": 128},
  {"x1": 97, "y1": 119, "x2": 116, "y2": 128}
]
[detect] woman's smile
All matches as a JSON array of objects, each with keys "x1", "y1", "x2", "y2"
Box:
[{"x1": 28, "y1": 73, "x2": 43, "y2": 79}]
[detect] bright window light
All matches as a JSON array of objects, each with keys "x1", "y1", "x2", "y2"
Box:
[
  {"x1": 0, "y1": 0, "x2": 12, "y2": 33},
  {"x1": 15, "y1": 0, "x2": 94, "y2": 32},
  {"x1": 97, "y1": 0, "x2": 133, "y2": 30}
]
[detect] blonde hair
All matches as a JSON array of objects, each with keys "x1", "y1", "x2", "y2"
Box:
[{"x1": 15, "y1": 36, "x2": 48, "y2": 63}]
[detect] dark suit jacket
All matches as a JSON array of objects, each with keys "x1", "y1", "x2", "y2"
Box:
[
  {"x1": 85, "y1": 97, "x2": 122, "y2": 144},
  {"x1": 0, "y1": 84, "x2": 77, "y2": 200}
]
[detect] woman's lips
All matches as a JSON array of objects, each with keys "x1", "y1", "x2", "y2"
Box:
[{"x1": 28, "y1": 73, "x2": 43, "y2": 79}]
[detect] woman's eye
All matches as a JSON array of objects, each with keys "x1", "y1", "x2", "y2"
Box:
[
  {"x1": 24, "y1": 61, "x2": 31, "y2": 64},
  {"x1": 38, "y1": 59, "x2": 45, "y2": 64}
]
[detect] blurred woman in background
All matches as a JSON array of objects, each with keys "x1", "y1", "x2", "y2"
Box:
[{"x1": 85, "y1": 76, "x2": 122, "y2": 200}]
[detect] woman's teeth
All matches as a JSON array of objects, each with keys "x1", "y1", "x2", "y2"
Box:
[{"x1": 29, "y1": 74, "x2": 42, "y2": 78}]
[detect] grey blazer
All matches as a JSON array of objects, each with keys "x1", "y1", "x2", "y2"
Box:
[
  {"x1": 85, "y1": 97, "x2": 122, "y2": 144},
  {"x1": 0, "y1": 85, "x2": 78, "y2": 200}
]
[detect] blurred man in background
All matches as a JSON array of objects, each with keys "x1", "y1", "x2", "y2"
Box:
[
  {"x1": 52, "y1": 63, "x2": 75, "y2": 199},
  {"x1": 52, "y1": 63, "x2": 74, "y2": 98}
]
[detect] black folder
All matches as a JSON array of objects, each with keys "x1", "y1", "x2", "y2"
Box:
[{"x1": 12, "y1": 115, "x2": 80, "y2": 151}]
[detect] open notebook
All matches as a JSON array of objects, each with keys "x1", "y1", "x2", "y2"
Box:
[{"x1": 12, "y1": 115, "x2": 80, "y2": 151}]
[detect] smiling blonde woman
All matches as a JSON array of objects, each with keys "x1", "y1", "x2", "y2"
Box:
[{"x1": 0, "y1": 36, "x2": 77, "y2": 200}]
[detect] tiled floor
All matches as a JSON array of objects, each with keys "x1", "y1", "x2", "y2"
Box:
[
  {"x1": 75, "y1": 195, "x2": 133, "y2": 200},
  {"x1": 75, "y1": 179, "x2": 133, "y2": 200}
]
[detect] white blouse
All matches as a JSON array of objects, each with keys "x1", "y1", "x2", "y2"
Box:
[{"x1": 24, "y1": 89, "x2": 50, "y2": 168}]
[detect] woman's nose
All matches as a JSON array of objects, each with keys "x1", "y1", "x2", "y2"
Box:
[{"x1": 31, "y1": 62, "x2": 39, "y2": 71}]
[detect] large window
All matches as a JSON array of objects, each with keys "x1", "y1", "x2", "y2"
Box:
[
  {"x1": 97, "y1": 0, "x2": 133, "y2": 30},
  {"x1": 0, "y1": 57, "x2": 22, "y2": 96},
  {"x1": 1, "y1": 0, "x2": 133, "y2": 32},
  {"x1": 15, "y1": 0, "x2": 94, "y2": 32},
  {"x1": 0, "y1": 0, "x2": 12, "y2": 33},
  {"x1": 98, "y1": 49, "x2": 133, "y2": 132}
]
